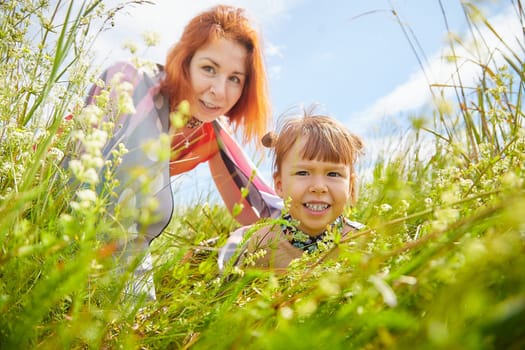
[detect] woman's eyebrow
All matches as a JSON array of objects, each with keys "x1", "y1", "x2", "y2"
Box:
[{"x1": 198, "y1": 56, "x2": 219, "y2": 66}]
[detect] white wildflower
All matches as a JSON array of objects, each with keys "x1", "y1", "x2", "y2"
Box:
[
  {"x1": 80, "y1": 153, "x2": 104, "y2": 170},
  {"x1": 82, "y1": 168, "x2": 99, "y2": 185},
  {"x1": 378, "y1": 203, "x2": 392, "y2": 215},
  {"x1": 71, "y1": 130, "x2": 86, "y2": 142},
  {"x1": 94, "y1": 78, "x2": 105, "y2": 88},
  {"x1": 122, "y1": 40, "x2": 138, "y2": 54},
  {"x1": 95, "y1": 89, "x2": 109, "y2": 110},
  {"x1": 76, "y1": 189, "x2": 97, "y2": 203},
  {"x1": 69, "y1": 159, "x2": 99, "y2": 185},
  {"x1": 83, "y1": 129, "x2": 108, "y2": 154},
  {"x1": 47, "y1": 147, "x2": 64, "y2": 160},
  {"x1": 78, "y1": 104, "x2": 103, "y2": 127},
  {"x1": 232, "y1": 266, "x2": 245, "y2": 276},
  {"x1": 110, "y1": 72, "x2": 124, "y2": 86},
  {"x1": 142, "y1": 31, "x2": 160, "y2": 47},
  {"x1": 116, "y1": 81, "x2": 136, "y2": 115},
  {"x1": 280, "y1": 307, "x2": 294, "y2": 320},
  {"x1": 459, "y1": 178, "x2": 474, "y2": 191},
  {"x1": 68, "y1": 159, "x2": 82, "y2": 173},
  {"x1": 131, "y1": 57, "x2": 159, "y2": 76},
  {"x1": 117, "y1": 81, "x2": 134, "y2": 96}
]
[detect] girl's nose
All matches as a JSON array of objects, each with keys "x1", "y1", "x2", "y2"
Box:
[{"x1": 309, "y1": 178, "x2": 328, "y2": 193}]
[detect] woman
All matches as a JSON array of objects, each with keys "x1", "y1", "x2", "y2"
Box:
[{"x1": 76, "y1": 5, "x2": 282, "y2": 299}]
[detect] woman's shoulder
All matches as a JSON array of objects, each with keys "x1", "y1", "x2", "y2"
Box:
[
  {"x1": 101, "y1": 61, "x2": 139, "y2": 76},
  {"x1": 99, "y1": 61, "x2": 164, "y2": 83}
]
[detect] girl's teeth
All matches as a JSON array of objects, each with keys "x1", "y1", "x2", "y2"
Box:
[{"x1": 305, "y1": 203, "x2": 329, "y2": 211}]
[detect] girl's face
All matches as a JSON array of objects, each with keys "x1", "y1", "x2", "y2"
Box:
[
  {"x1": 274, "y1": 139, "x2": 352, "y2": 236},
  {"x1": 188, "y1": 37, "x2": 248, "y2": 122}
]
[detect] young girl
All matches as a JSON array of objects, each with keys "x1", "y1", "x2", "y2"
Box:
[{"x1": 240, "y1": 110, "x2": 364, "y2": 271}]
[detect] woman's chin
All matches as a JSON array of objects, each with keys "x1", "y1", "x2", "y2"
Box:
[{"x1": 193, "y1": 111, "x2": 221, "y2": 123}]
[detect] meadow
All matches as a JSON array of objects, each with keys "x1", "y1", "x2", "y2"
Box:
[{"x1": 1, "y1": 1, "x2": 524, "y2": 349}]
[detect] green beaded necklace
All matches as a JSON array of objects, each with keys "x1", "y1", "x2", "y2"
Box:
[{"x1": 281, "y1": 213, "x2": 346, "y2": 253}]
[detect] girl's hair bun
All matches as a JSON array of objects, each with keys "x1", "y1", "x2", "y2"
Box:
[{"x1": 261, "y1": 131, "x2": 277, "y2": 148}]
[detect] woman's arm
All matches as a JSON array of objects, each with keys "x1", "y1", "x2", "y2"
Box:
[{"x1": 209, "y1": 151, "x2": 260, "y2": 225}]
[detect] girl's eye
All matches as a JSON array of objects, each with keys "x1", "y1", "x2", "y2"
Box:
[
  {"x1": 295, "y1": 170, "x2": 309, "y2": 176},
  {"x1": 327, "y1": 171, "x2": 342, "y2": 177}
]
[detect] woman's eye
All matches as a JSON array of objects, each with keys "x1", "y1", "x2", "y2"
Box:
[
  {"x1": 229, "y1": 75, "x2": 241, "y2": 84},
  {"x1": 202, "y1": 65, "x2": 215, "y2": 74}
]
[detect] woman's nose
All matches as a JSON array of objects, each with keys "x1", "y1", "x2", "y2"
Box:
[{"x1": 209, "y1": 77, "x2": 226, "y2": 99}]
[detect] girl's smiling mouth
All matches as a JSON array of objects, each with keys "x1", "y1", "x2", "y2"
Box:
[{"x1": 304, "y1": 202, "x2": 330, "y2": 212}]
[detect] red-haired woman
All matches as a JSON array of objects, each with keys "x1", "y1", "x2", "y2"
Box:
[{"x1": 77, "y1": 5, "x2": 282, "y2": 299}]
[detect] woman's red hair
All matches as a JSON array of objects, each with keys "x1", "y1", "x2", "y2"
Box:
[{"x1": 160, "y1": 5, "x2": 271, "y2": 145}]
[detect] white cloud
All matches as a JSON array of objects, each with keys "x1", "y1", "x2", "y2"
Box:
[
  {"x1": 350, "y1": 4, "x2": 522, "y2": 136},
  {"x1": 266, "y1": 42, "x2": 285, "y2": 58}
]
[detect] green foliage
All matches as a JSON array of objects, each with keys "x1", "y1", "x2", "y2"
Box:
[{"x1": 1, "y1": 0, "x2": 524, "y2": 349}]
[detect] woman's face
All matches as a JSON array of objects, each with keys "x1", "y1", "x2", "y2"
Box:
[{"x1": 188, "y1": 37, "x2": 248, "y2": 122}]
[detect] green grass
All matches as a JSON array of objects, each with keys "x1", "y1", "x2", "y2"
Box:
[{"x1": 1, "y1": 0, "x2": 524, "y2": 349}]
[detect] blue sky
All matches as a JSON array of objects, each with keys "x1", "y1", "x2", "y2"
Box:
[{"x1": 93, "y1": 0, "x2": 518, "y2": 205}]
